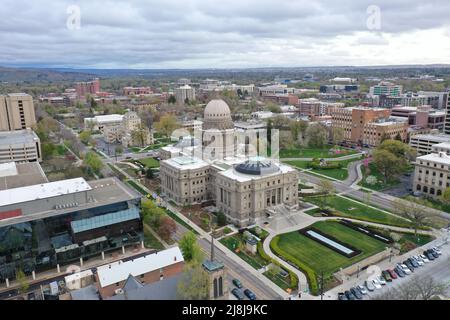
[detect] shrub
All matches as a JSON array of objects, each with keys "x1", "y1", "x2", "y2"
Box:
[{"x1": 270, "y1": 236, "x2": 318, "y2": 295}]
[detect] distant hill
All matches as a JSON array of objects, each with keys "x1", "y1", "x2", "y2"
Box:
[{"x1": 0, "y1": 66, "x2": 98, "y2": 83}]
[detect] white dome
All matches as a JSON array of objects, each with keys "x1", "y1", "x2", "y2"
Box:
[{"x1": 204, "y1": 99, "x2": 231, "y2": 119}]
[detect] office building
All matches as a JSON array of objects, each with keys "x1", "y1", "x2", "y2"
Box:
[
  {"x1": 174, "y1": 85, "x2": 195, "y2": 103},
  {"x1": 413, "y1": 152, "x2": 450, "y2": 198},
  {"x1": 0, "y1": 177, "x2": 142, "y2": 281},
  {"x1": 75, "y1": 78, "x2": 100, "y2": 97},
  {"x1": 0, "y1": 93, "x2": 36, "y2": 132},
  {"x1": 0, "y1": 129, "x2": 42, "y2": 163},
  {"x1": 409, "y1": 133, "x2": 450, "y2": 155}
]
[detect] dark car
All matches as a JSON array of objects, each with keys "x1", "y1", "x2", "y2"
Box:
[
  {"x1": 350, "y1": 287, "x2": 363, "y2": 300},
  {"x1": 344, "y1": 290, "x2": 356, "y2": 300},
  {"x1": 424, "y1": 250, "x2": 435, "y2": 261},
  {"x1": 338, "y1": 292, "x2": 348, "y2": 300},
  {"x1": 382, "y1": 270, "x2": 392, "y2": 282},
  {"x1": 408, "y1": 258, "x2": 419, "y2": 268},
  {"x1": 428, "y1": 249, "x2": 439, "y2": 259},
  {"x1": 387, "y1": 269, "x2": 398, "y2": 280},
  {"x1": 232, "y1": 279, "x2": 243, "y2": 288},
  {"x1": 403, "y1": 260, "x2": 415, "y2": 272},
  {"x1": 244, "y1": 289, "x2": 257, "y2": 300},
  {"x1": 231, "y1": 288, "x2": 244, "y2": 300},
  {"x1": 394, "y1": 266, "x2": 405, "y2": 277}
]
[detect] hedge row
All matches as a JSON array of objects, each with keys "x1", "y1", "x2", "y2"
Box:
[
  {"x1": 256, "y1": 241, "x2": 299, "y2": 290},
  {"x1": 270, "y1": 236, "x2": 319, "y2": 295},
  {"x1": 309, "y1": 160, "x2": 342, "y2": 170}
]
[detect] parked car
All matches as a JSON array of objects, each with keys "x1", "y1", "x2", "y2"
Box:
[
  {"x1": 403, "y1": 260, "x2": 415, "y2": 272},
  {"x1": 432, "y1": 247, "x2": 442, "y2": 255},
  {"x1": 231, "y1": 288, "x2": 244, "y2": 300},
  {"x1": 365, "y1": 280, "x2": 375, "y2": 291},
  {"x1": 394, "y1": 266, "x2": 405, "y2": 277},
  {"x1": 412, "y1": 256, "x2": 424, "y2": 266},
  {"x1": 350, "y1": 287, "x2": 363, "y2": 300},
  {"x1": 232, "y1": 279, "x2": 243, "y2": 288},
  {"x1": 244, "y1": 289, "x2": 257, "y2": 300},
  {"x1": 408, "y1": 258, "x2": 419, "y2": 268},
  {"x1": 382, "y1": 270, "x2": 392, "y2": 282},
  {"x1": 427, "y1": 249, "x2": 439, "y2": 259},
  {"x1": 387, "y1": 269, "x2": 398, "y2": 280},
  {"x1": 377, "y1": 275, "x2": 387, "y2": 285},
  {"x1": 344, "y1": 290, "x2": 356, "y2": 300},
  {"x1": 338, "y1": 292, "x2": 348, "y2": 300},
  {"x1": 423, "y1": 250, "x2": 435, "y2": 261},
  {"x1": 399, "y1": 264, "x2": 412, "y2": 275},
  {"x1": 372, "y1": 279, "x2": 382, "y2": 289},
  {"x1": 357, "y1": 285, "x2": 368, "y2": 295},
  {"x1": 419, "y1": 254, "x2": 430, "y2": 263}
]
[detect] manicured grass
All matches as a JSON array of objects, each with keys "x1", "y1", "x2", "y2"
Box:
[
  {"x1": 143, "y1": 224, "x2": 165, "y2": 250},
  {"x1": 126, "y1": 179, "x2": 148, "y2": 195},
  {"x1": 138, "y1": 157, "x2": 160, "y2": 168},
  {"x1": 404, "y1": 195, "x2": 450, "y2": 214},
  {"x1": 272, "y1": 221, "x2": 387, "y2": 294},
  {"x1": 304, "y1": 195, "x2": 413, "y2": 228},
  {"x1": 220, "y1": 235, "x2": 269, "y2": 270},
  {"x1": 279, "y1": 146, "x2": 357, "y2": 159},
  {"x1": 165, "y1": 209, "x2": 199, "y2": 235},
  {"x1": 285, "y1": 157, "x2": 361, "y2": 181}
]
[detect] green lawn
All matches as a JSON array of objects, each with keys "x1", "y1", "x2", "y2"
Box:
[
  {"x1": 304, "y1": 195, "x2": 413, "y2": 228},
  {"x1": 272, "y1": 221, "x2": 387, "y2": 293},
  {"x1": 138, "y1": 157, "x2": 160, "y2": 168},
  {"x1": 285, "y1": 157, "x2": 361, "y2": 181},
  {"x1": 220, "y1": 235, "x2": 269, "y2": 270},
  {"x1": 279, "y1": 146, "x2": 357, "y2": 159},
  {"x1": 143, "y1": 224, "x2": 165, "y2": 250}
]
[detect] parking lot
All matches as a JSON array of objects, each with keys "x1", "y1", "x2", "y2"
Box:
[{"x1": 337, "y1": 242, "x2": 450, "y2": 300}]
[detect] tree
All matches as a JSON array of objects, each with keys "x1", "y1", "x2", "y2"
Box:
[
  {"x1": 394, "y1": 132, "x2": 403, "y2": 141},
  {"x1": 145, "y1": 168, "x2": 154, "y2": 179},
  {"x1": 441, "y1": 187, "x2": 450, "y2": 205},
  {"x1": 141, "y1": 199, "x2": 166, "y2": 229},
  {"x1": 393, "y1": 198, "x2": 435, "y2": 240},
  {"x1": 16, "y1": 269, "x2": 29, "y2": 294},
  {"x1": 330, "y1": 127, "x2": 344, "y2": 145},
  {"x1": 377, "y1": 140, "x2": 416, "y2": 161},
  {"x1": 83, "y1": 151, "x2": 104, "y2": 174},
  {"x1": 267, "y1": 103, "x2": 282, "y2": 113},
  {"x1": 375, "y1": 275, "x2": 446, "y2": 300},
  {"x1": 168, "y1": 95, "x2": 176, "y2": 104},
  {"x1": 380, "y1": 132, "x2": 390, "y2": 143},
  {"x1": 179, "y1": 231, "x2": 203, "y2": 263},
  {"x1": 157, "y1": 216, "x2": 177, "y2": 241},
  {"x1": 115, "y1": 145, "x2": 123, "y2": 157},
  {"x1": 317, "y1": 179, "x2": 335, "y2": 207},
  {"x1": 372, "y1": 149, "x2": 402, "y2": 184},
  {"x1": 131, "y1": 124, "x2": 148, "y2": 147},
  {"x1": 216, "y1": 212, "x2": 227, "y2": 227},
  {"x1": 176, "y1": 263, "x2": 210, "y2": 300},
  {"x1": 41, "y1": 142, "x2": 56, "y2": 160},
  {"x1": 79, "y1": 130, "x2": 92, "y2": 145},
  {"x1": 154, "y1": 114, "x2": 179, "y2": 138},
  {"x1": 306, "y1": 123, "x2": 328, "y2": 148},
  {"x1": 289, "y1": 120, "x2": 308, "y2": 143}
]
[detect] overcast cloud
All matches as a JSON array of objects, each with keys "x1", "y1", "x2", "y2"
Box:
[{"x1": 0, "y1": 0, "x2": 449, "y2": 68}]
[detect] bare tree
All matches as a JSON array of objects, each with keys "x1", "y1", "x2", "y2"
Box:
[
  {"x1": 375, "y1": 275, "x2": 446, "y2": 300},
  {"x1": 392, "y1": 199, "x2": 435, "y2": 240}
]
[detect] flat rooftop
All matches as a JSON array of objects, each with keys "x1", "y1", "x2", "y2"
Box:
[
  {"x1": 0, "y1": 129, "x2": 39, "y2": 146},
  {"x1": 0, "y1": 177, "x2": 141, "y2": 228},
  {"x1": 410, "y1": 134, "x2": 450, "y2": 142},
  {"x1": 97, "y1": 247, "x2": 184, "y2": 288},
  {"x1": 85, "y1": 114, "x2": 124, "y2": 123},
  {"x1": 218, "y1": 160, "x2": 296, "y2": 182},
  {"x1": 163, "y1": 156, "x2": 209, "y2": 170},
  {"x1": 0, "y1": 162, "x2": 48, "y2": 191},
  {"x1": 417, "y1": 152, "x2": 450, "y2": 165}
]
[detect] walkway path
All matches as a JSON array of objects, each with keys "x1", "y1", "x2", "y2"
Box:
[{"x1": 280, "y1": 152, "x2": 364, "y2": 162}]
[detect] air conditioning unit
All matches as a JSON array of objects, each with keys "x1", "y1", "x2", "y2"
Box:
[{"x1": 115, "y1": 288, "x2": 124, "y2": 295}]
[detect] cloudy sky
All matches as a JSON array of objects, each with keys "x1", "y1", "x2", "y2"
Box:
[{"x1": 1, "y1": 0, "x2": 450, "y2": 69}]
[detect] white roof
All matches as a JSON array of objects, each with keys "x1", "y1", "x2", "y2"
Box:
[
  {"x1": 0, "y1": 177, "x2": 91, "y2": 207},
  {"x1": 86, "y1": 114, "x2": 124, "y2": 123},
  {"x1": 432, "y1": 142, "x2": 450, "y2": 150},
  {"x1": 65, "y1": 270, "x2": 93, "y2": 283},
  {"x1": 417, "y1": 152, "x2": 450, "y2": 165},
  {"x1": 164, "y1": 156, "x2": 209, "y2": 170},
  {"x1": 0, "y1": 162, "x2": 18, "y2": 178},
  {"x1": 97, "y1": 247, "x2": 184, "y2": 288}
]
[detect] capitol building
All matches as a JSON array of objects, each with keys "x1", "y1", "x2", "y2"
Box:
[{"x1": 159, "y1": 99, "x2": 299, "y2": 227}]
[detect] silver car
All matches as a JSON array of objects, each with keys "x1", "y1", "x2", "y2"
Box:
[
  {"x1": 365, "y1": 280, "x2": 375, "y2": 292},
  {"x1": 357, "y1": 284, "x2": 368, "y2": 295}
]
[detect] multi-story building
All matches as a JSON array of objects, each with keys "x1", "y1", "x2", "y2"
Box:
[
  {"x1": 174, "y1": 85, "x2": 195, "y2": 103},
  {"x1": 331, "y1": 107, "x2": 408, "y2": 146},
  {"x1": 0, "y1": 129, "x2": 42, "y2": 163},
  {"x1": 298, "y1": 98, "x2": 344, "y2": 118},
  {"x1": 0, "y1": 93, "x2": 36, "y2": 132},
  {"x1": 181, "y1": 120, "x2": 203, "y2": 133},
  {"x1": 0, "y1": 177, "x2": 142, "y2": 281},
  {"x1": 431, "y1": 142, "x2": 450, "y2": 155},
  {"x1": 84, "y1": 111, "x2": 153, "y2": 147},
  {"x1": 409, "y1": 133, "x2": 450, "y2": 155},
  {"x1": 369, "y1": 81, "x2": 402, "y2": 97},
  {"x1": 391, "y1": 106, "x2": 445, "y2": 130},
  {"x1": 123, "y1": 87, "x2": 152, "y2": 96},
  {"x1": 417, "y1": 91, "x2": 449, "y2": 109},
  {"x1": 159, "y1": 100, "x2": 298, "y2": 227},
  {"x1": 445, "y1": 91, "x2": 450, "y2": 135},
  {"x1": 75, "y1": 78, "x2": 100, "y2": 97},
  {"x1": 413, "y1": 152, "x2": 450, "y2": 198},
  {"x1": 319, "y1": 84, "x2": 359, "y2": 94}
]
